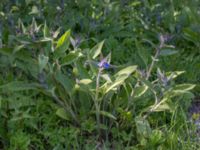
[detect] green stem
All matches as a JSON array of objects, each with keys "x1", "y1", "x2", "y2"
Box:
[
  {"x1": 146, "y1": 35, "x2": 164, "y2": 80},
  {"x1": 95, "y1": 69, "x2": 102, "y2": 135}
]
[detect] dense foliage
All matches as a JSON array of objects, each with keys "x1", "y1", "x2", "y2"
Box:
[{"x1": 0, "y1": 0, "x2": 200, "y2": 149}]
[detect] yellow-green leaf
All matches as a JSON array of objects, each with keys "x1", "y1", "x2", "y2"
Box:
[
  {"x1": 115, "y1": 65, "x2": 137, "y2": 77},
  {"x1": 90, "y1": 40, "x2": 104, "y2": 59}
]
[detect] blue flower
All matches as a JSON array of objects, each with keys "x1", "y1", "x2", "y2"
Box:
[
  {"x1": 102, "y1": 62, "x2": 110, "y2": 69},
  {"x1": 98, "y1": 58, "x2": 111, "y2": 69}
]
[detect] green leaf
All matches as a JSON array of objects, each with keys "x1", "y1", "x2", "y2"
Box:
[
  {"x1": 138, "y1": 76, "x2": 154, "y2": 92},
  {"x1": 9, "y1": 96, "x2": 35, "y2": 109},
  {"x1": 79, "y1": 79, "x2": 92, "y2": 85},
  {"x1": 106, "y1": 75, "x2": 128, "y2": 93},
  {"x1": 183, "y1": 28, "x2": 200, "y2": 43},
  {"x1": 160, "y1": 49, "x2": 178, "y2": 56},
  {"x1": 149, "y1": 97, "x2": 175, "y2": 112},
  {"x1": 0, "y1": 96, "x2": 1, "y2": 108},
  {"x1": 101, "y1": 74, "x2": 112, "y2": 83},
  {"x1": 135, "y1": 116, "x2": 152, "y2": 138},
  {"x1": 152, "y1": 103, "x2": 171, "y2": 112},
  {"x1": 75, "y1": 61, "x2": 90, "y2": 78},
  {"x1": 61, "y1": 51, "x2": 82, "y2": 66},
  {"x1": 135, "y1": 40, "x2": 149, "y2": 66},
  {"x1": 91, "y1": 111, "x2": 116, "y2": 120},
  {"x1": 56, "y1": 108, "x2": 69, "y2": 120},
  {"x1": 54, "y1": 29, "x2": 71, "y2": 58},
  {"x1": 134, "y1": 85, "x2": 148, "y2": 98},
  {"x1": 115, "y1": 65, "x2": 137, "y2": 77},
  {"x1": 0, "y1": 81, "x2": 40, "y2": 91},
  {"x1": 38, "y1": 54, "x2": 49, "y2": 73},
  {"x1": 149, "y1": 130, "x2": 164, "y2": 146},
  {"x1": 0, "y1": 47, "x2": 13, "y2": 56},
  {"x1": 54, "y1": 71, "x2": 74, "y2": 94},
  {"x1": 166, "y1": 71, "x2": 185, "y2": 79},
  {"x1": 43, "y1": 22, "x2": 50, "y2": 38},
  {"x1": 90, "y1": 40, "x2": 104, "y2": 59},
  {"x1": 13, "y1": 45, "x2": 25, "y2": 54},
  {"x1": 173, "y1": 84, "x2": 195, "y2": 92},
  {"x1": 56, "y1": 30, "x2": 71, "y2": 49}
]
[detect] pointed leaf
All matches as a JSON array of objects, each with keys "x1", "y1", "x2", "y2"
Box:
[
  {"x1": 43, "y1": 22, "x2": 50, "y2": 38},
  {"x1": 54, "y1": 29, "x2": 71, "y2": 58},
  {"x1": 91, "y1": 111, "x2": 116, "y2": 120},
  {"x1": 61, "y1": 51, "x2": 82, "y2": 66},
  {"x1": 115, "y1": 65, "x2": 137, "y2": 76},
  {"x1": 56, "y1": 29, "x2": 71, "y2": 49},
  {"x1": 90, "y1": 40, "x2": 104, "y2": 59},
  {"x1": 173, "y1": 84, "x2": 195, "y2": 92},
  {"x1": 99, "y1": 111, "x2": 116, "y2": 120},
  {"x1": 135, "y1": 40, "x2": 149, "y2": 66},
  {"x1": 106, "y1": 75, "x2": 128, "y2": 93}
]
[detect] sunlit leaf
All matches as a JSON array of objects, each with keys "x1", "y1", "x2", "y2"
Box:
[
  {"x1": 54, "y1": 29, "x2": 71, "y2": 58},
  {"x1": 173, "y1": 84, "x2": 195, "y2": 92},
  {"x1": 79, "y1": 79, "x2": 92, "y2": 85},
  {"x1": 106, "y1": 75, "x2": 128, "y2": 93},
  {"x1": 166, "y1": 71, "x2": 185, "y2": 79},
  {"x1": 90, "y1": 40, "x2": 104, "y2": 59},
  {"x1": 115, "y1": 65, "x2": 137, "y2": 76}
]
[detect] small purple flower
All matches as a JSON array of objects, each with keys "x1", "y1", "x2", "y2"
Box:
[{"x1": 98, "y1": 58, "x2": 111, "y2": 69}]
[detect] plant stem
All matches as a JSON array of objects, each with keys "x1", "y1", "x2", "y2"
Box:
[
  {"x1": 144, "y1": 35, "x2": 165, "y2": 118},
  {"x1": 95, "y1": 69, "x2": 102, "y2": 135},
  {"x1": 146, "y1": 35, "x2": 165, "y2": 80}
]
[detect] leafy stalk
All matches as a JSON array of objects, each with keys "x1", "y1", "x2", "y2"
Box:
[
  {"x1": 146, "y1": 35, "x2": 165, "y2": 80},
  {"x1": 95, "y1": 68, "x2": 102, "y2": 135}
]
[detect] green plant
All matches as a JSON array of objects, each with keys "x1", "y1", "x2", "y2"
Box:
[
  {"x1": 0, "y1": 0, "x2": 200, "y2": 149},
  {"x1": 0, "y1": 19, "x2": 196, "y2": 148}
]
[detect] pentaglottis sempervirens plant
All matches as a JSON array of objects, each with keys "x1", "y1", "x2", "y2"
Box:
[
  {"x1": 1, "y1": 1, "x2": 200, "y2": 148},
  {"x1": 0, "y1": 19, "x2": 196, "y2": 149}
]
